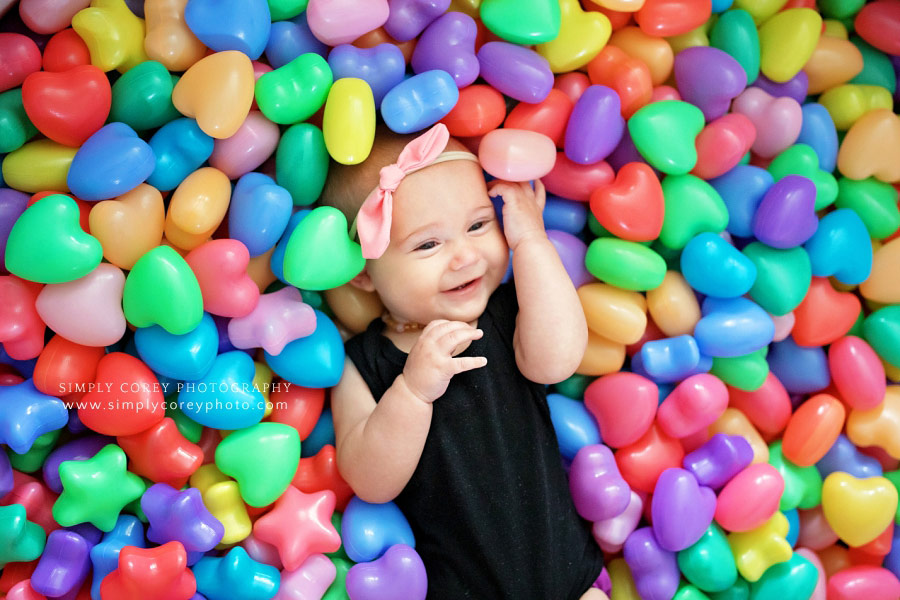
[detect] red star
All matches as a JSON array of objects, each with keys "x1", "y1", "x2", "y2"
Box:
[{"x1": 100, "y1": 541, "x2": 196, "y2": 599}]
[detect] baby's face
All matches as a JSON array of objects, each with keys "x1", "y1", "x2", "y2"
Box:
[{"x1": 364, "y1": 158, "x2": 510, "y2": 326}]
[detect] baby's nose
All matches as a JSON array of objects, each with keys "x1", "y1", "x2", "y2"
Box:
[{"x1": 449, "y1": 240, "x2": 478, "y2": 270}]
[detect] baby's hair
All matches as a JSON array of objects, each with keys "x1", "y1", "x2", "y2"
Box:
[{"x1": 319, "y1": 123, "x2": 471, "y2": 226}]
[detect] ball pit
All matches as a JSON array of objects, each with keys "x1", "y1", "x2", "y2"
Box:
[{"x1": 0, "y1": 0, "x2": 899, "y2": 598}]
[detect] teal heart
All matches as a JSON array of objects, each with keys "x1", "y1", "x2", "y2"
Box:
[
  {"x1": 678, "y1": 524, "x2": 738, "y2": 593},
  {"x1": 480, "y1": 0, "x2": 561, "y2": 44},
  {"x1": 628, "y1": 101, "x2": 705, "y2": 175},
  {"x1": 110, "y1": 60, "x2": 181, "y2": 131},
  {"x1": 742, "y1": 242, "x2": 811, "y2": 316},
  {"x1": 0, "y1": 89, "x2": 38, "y2": 153},
  {"x1": 283, "y1": 206, "x2": 364, "y2": 291},
  {"x1": 749, "y1": 548, "x2": 818, "y2": 600},
  {"x1": 5, "y1": 194, "x2": 103, "y2": 283},
  {"x1": 768, "y1": 440, "x2": 822, "y2": 511},
  {"x1": 767, "y1": 144, "x2": 838, "y2": 210},
  {"x1": 123, "y1": 245, "x2": 203, "y2": 334},
  {"x1": 710, "y1": 9, "x2": 760, "y2": 86},
  {"x1": 658, "y1": 174, "x2": 729, "y2": 249}
]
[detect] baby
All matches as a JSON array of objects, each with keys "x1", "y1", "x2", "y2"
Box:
[{"x1": 323, "y1": 123, "x2": 605, "y2": 599}]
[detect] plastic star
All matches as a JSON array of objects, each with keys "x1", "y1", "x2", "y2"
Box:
[
  {"x1": 253, "y1": 486, "x2": 341, "y2": 571},
  {"x1": 53, "y1": 444, "x2": 146, "y2": 532},
  {"x1": 142, "y1": 484, "x2": 224, "y2": 553},
  {"x1": 0, "y1": 378, "x2": 68, "y2": 454},
  {"x1": 193, "y1": 546, "x2": 280, "y2": 599},
  {"x1": 100, "y1": 541, "x2": 197, "y2": 599},
  {"x1": 71, "y1": 0, "x2": 150, "y2": 73},
  {"x1": 227, "y1": 286, "x2": 316, "y2": 355}
]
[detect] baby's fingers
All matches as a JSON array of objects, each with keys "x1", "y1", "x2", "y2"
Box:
[
  {"x1": 452, "y1": 355, "x2": 488, "y2": 374},
  {"x1": 438, "y1": 326, "x2": 483, "y2": 351}
]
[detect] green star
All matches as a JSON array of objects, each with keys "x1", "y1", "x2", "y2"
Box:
[{"x1": 53, "y1": 444, "x2": 146, "y2": 532}]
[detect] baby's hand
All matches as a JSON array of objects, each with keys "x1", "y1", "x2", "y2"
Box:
[
  {"x1": 488, "y1": 179, "x2": 547, "y2": 251},
  {"x1": 400, "y1": 320, "x2": 487, "y2": 403}
]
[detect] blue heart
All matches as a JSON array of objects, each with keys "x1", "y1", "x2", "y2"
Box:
[
  {"x1": 709, "y1": 164, "x2": 773, "y2": 239},
  {"x1": 547, "y1": 393, "x2": 601, "y2": 461},
  {"x1": 229, "y1": 173, "x2": 293, "y2": 257},
  {"x1": 342, "y1": 496, "x2": 415, "y2": 563},
  {"x1": 695, "y1": 297, "x2": 774, "y2": 358},
  {"x1": 89, "y1": 515, "x2": 146, "y2": 600},
  {"x1": 804, "y1": 207, "x2": 873, "y2": 285},
  {"x1": 134, "y1": 312, "x2": 219, "y2": 382},
  {"x1": 178, "y1": 351, "x2": 265, "y2": 429},
  {"x1": 266, "y1": 12, "x2": 329, "y2": 69},
  {"x1": 681, "y1": 231, "x2": 757, "y2": 298},
  {"x1": 381, "y1": 70, "x2": 459, "y2": 134},
  {"x1": 329, "y1": 43, "x2": 406, "y2": 107},
  {"x1": 797, "y1": 103, "x2": 839, "y2": 173},
  {"x1": 67, "y1": 122, "x2": 156, "y2": 201},
  {"x1": 147, "y1": 118, "x2": 214, "y2": 192},
  {"x1": 185, "y1": 0, "x2": 271, "y2": 60},
  {"x1": 265, "y1": 309, "x2": 344, "y2": 388}
]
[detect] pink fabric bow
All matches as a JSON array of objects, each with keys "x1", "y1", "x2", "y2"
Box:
[{"x1": 356, "y1": 123, "x2": 450, "y2": 259}]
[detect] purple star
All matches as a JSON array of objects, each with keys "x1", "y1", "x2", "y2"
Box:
[
  {"x1": 141, "y1": 483, "x2": 224, "y2": 554},
  {"x1": 226, "y1": 287, "x2": 316, "y2": 355}
]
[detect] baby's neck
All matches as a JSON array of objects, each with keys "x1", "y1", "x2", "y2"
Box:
[{"x1": 383, "y1": 316, "x2": 480, "y2": 354}]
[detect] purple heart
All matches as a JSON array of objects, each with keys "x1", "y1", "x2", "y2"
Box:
[
  {"x1": 345, "y1": 544, "x2": 428, "y2": 600},
  {"x1": 411, "y1": 12, "x2": 479, "y2": 88},
  {"x1": 623, "y1": 527, "x2": 680, "y2": 600},
  {"x1": 565, "y1": 84, "x2": 624, "y2": 164},
  {"x1": 0, "y1": 189, "x2": 28, "y2": 272},
  {"x1": 752, "y1": 174, "x2": 819, "y2": 248},
  {"x1": 477, "y1": 41, "x2": 553, "y2": 103},
  {"x1": 651, "y1": 468, "x2": 716, "y2": 551},
  {"x1": 384, "y1": 0, "x2": 451, "y2": 42},
  {"x1": 568, "y1": 444, "x2": 631, "y2": 522},
  {"x1": 547, "y1": 230, "x2": 594, "y2": 288},
  {"x1": 328, "y1": 43, "x2": 407, "y2": 107},
  {"x1": 683, "y1": 433, "x2": 754, "y2": 490},
  {"x1": 752, "y1": 71, "x2": 809, "y2": 105},
  {"x1": 674, "y1": 46, "x2": 747, "y2": 121}
]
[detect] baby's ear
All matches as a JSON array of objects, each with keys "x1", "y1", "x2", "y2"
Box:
[{"x1": 348, "y1": 268, "x2": 376, "y2": 292}]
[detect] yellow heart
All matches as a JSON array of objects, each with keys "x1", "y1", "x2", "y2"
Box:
[
  {"x1": 536, "y1": 0, "x2": 611, "y2": 73},
  {"x1": 89, "y1": 183, "x2": 165, "y2": 270},
  {"x1": 728, "y1": 512, "x2": 792, "y2": 582},
  {"x1": 822, "y1": 471, "x2": 898, "y2": 547},
  {"x1": 72, "y1": 0, "x2": 150, "y2": 73},
  {"x1": 144, "y1": 0, "x2": 207, "y2": 72},
  {"x1": 578, "y1": 283, "x2": 647, "y2": 345},
  {"x1": 758, "y1": 8, "x2": 822, "y2": 83},
  {"x1": 164, "y1": 167, "x2": 231, "y2": 251},
  {"x1": 172, "y1": 51, "x2": 255, "y2": 139},
  {"x1": 819, "y1": 84, "x2": 894, "y2": 130},
  {"x1": 861, "y1": 238, "x2": 900, "y2": 304},
  {"x1": 838, "y1": 109, "x2": 900, "y2": 183}
]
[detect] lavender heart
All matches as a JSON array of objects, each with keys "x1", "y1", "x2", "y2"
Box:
[
  {"x1": 651, "y1": 468, "x2": 716, "y2": 551},
  {"x1": 345, "y1": 544, "x2": 428, "y2": 600},
  {"x1": 752, "y1": 71, "x2": 809, "y2": 105},
  {"x1": 384, "y1": 0, "x2": 451, "y2": 41},
  {"x1": 142, "y1": 483, "x2": 224, "y2": 553},
  {"x1": 411, "y1": 12, "x2": 479, "y2": 88},
  {"x1": 328, "y1": 43, "x2": 407, "y2": 107},
  {"x1": 674, "y1": 46, "x2": 747, "y2": 121},
  {"x1": 683, "y1": 433, "x2": 754, "y2": 490},
  {"x1": 568, "y1": 444, "x2": 631, "y2": 522},
  {"x1": 623, "y1": 527, "x2": 681, "y2": 600},
  {"x1": 477, "y1": 41, "x2": 553, "y2": 103}
]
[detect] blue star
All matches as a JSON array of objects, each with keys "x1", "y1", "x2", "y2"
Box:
[
  {"x1": 193, "y1": 546, "x2": 280, "y2": 600},
  {"x1": 0, "y1": 378, "x2": 68, "y2": 454}
]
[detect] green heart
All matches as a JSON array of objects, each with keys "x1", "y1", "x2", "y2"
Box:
[
  {"x1": 215, "y1": 422, "x2": 300, "y2": 507},
  {"x1": 710, "y1": 9, "x2": 760, "y2": 86},
  {"x1": 658, "y1": 175, "x2": 729, "y2": 250},
  {"x1": 628, "y1": 101, "x2": 705, "y2": 175},
  {"x1": 749, "y1": 552, "x2": 818, "y2": 600},
  {"x1": 283, "y1": 206, "x2": 365, "y2": 291},
  {"x1": 768, "y1": 440, "x2": 822, "y2": 511},
  {"x1": 880, "y1": 469, "x2": 900, "y2": 523},
  {"x1": 585, "y1": 237, "x2": 667, "y2": 291},
  {"x1": 5, "y1": 194, "x2": 103, "y2": 283},
  {"x1": 110, "y1": 60, "x2": 181, "y2": 131},
  {"x1": 268, "y1": 0, "x2": 308, "y2": 20},
  {"x1": 255, "y1": 52, "x2": 333, "y2": 125},
  {"x1": 324, "y1": 556, "x2": 353, "y2": 600},
  {"x1": 123, "y1": 245, "x2": 203, "y2": 335},
  {"x1": 742, "y1": 242, "x2": 811, "y2": 316},
  {"x1": 276, "y1": 123, "x2": 330, "y2": 206},
  {"x1": 678, "y1": 524, "x2": 738, "y2": 593},
  {"x1": 767, "y1": 144, "x2": 838, "y2": 210},
  {"x1": 480, "y1": 0, "x2": 561, "y2": 44},
  {"x1": 863, "y1": 305, "x2": 900, "y2": 368},
  {"x1": 835, "y1": 176, "x2": 900, "y2": 239},
  {"x1": 0, "y1": 88, "x2": 38, "y2": 153},
  {"x1": 674, "y1": 584, "x2": 715, "y2": 600},
  {"x1": 711, "y1": 347, "x2": 769, "y2": 392}
]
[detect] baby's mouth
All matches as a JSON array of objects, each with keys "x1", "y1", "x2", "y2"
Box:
[{"x1": 445, "y1": 277, "x2": 481, "y2": 292}]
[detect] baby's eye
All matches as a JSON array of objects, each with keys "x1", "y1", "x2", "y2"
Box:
[
  {"x1": 414, "y1": 240, "x2": 437, "y2": 251},
  {"x1": 469, "y1": 220, "x2": 487, "y2": 232}
]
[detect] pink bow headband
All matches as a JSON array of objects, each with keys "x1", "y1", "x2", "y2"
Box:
[{"x1": 348, "y1": 123, "x2": 480, "y2": 259}]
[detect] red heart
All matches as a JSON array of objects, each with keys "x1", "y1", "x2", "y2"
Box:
[
  {"x1": 22, "y1": 64, "x2": 111, "y2": 147},
  {"x1": 268, "y1": 385, "x2": 325, "y2": 440},
  {"x1": 792, "y1": 276, "x2": 861, "y2": 347},
  {"x1": 589, "y1": 162, "x2": 664, "y2": 241},
  {"x1": 615, "y1": 423, "x2": 684, "y2": 494},
  {"x1": 541, "y1": 152, "x2": 614, "y2": 201},
  {"x1": 79, "y1": 352, "x2": 166, "y2": 436},
  {"x1": 0, "y1": 33, "x2": 42, "y2": 92},
  {"x1": 692, "y1": 113, "x2": 756, "y2": 180},
  {"x1": 118, "y1": 418, "x2": 203, "y2": 489},
  {"x1": 291, "y1": 444, "x2": 354, "y2": 511},
  {"x1": 184, "y1": 239, "x2": 260, "y2": 318}
]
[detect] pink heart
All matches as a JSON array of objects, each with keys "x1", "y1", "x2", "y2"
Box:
[
  {"x1": 35, "y1": 263, "x2": 126, "y2": 347},
  {"x1": 184, "y1": 239, "x2": 260, "y2": 318},
  {"x1": 731, "y1": 86, "x2": 802, "y2": 158}
]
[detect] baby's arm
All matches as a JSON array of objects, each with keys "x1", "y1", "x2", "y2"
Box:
[
  {"x1": 488, "y1": 179, "x2": 588, "y2": 384},
  {"x1": 333, "y1": 321, "x2": 486, "y2": 503}
]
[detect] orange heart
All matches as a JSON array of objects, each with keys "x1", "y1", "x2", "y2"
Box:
[
  {"x1": 792, "y1": 276, "x2": 861, "y2": 347},
  {"x1": 860, "y1": 238, "x2": 900, "y2": 304},
  {"x1": 89, "y1": 184, "x2": 165, "y2": 270},
  {"x1": 171, "y1": 50, "x2": 254, "y2": 139},
  {"x1": 589, "y1": 162, "x2": 664, "y2": 241},
  {"x1": 837, "y1": 108, "x2": 900, "y2": 183}
]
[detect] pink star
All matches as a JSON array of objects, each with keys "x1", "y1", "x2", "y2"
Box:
[
  {"x1": 227, "y1": 287, "x2": 316, "y2": 355},
  {"x1": 253, "y1": 486, "x2": 341, "y2": 572}
]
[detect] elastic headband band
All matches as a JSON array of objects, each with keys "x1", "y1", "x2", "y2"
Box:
[{"x1": 350, "y1": 124, "x2": 480, "y2": 259}]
